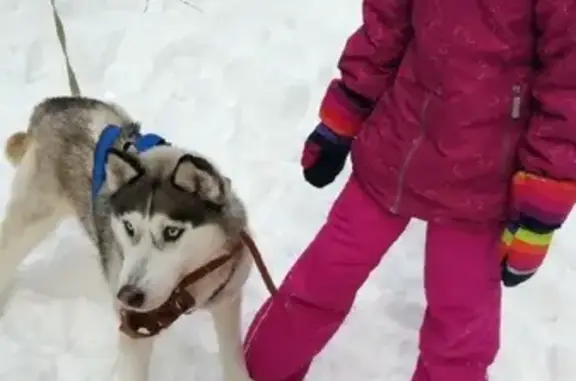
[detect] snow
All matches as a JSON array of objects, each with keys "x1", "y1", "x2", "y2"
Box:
[{"x1": 0, "y1": 0, "x2": 575, "y2": 380}]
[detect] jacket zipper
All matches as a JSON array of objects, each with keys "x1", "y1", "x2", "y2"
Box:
[
  {"x1": 390, "y1": 92, "x2": 432, "y2": 214},
  {"x1": 390, "y1": 85, "x2": 520, "y2": 213},
  {"x1": 511, "y1": 84, "x2": 521, "y2": 120}
]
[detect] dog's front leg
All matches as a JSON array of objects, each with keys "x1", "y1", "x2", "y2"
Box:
[
  {"x1": 113, "y1": 332, "x2": 154, "y2": 381},
  {"x1": 210, "y1": 293, "x2": 253, "y2": 381}
]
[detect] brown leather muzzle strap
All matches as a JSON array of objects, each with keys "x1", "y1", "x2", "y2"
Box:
[
  {"x1": 118, "y1": 231, "x2": 277, "y2": 339},
  {"x1": 119, "y1": 241, "x2": 241, "y2": 339}
]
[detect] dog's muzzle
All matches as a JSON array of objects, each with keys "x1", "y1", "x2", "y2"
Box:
[{"x1": 118, "y1": 234, "x2": 246, "y2": 339}]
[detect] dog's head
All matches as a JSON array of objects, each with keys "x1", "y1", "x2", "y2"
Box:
[{"x1": 103, "y1": 145, "x2": 244, "y2": 312}]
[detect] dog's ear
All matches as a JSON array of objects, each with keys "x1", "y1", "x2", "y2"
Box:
[
  {"x1": 105, "y1": 148, "x2": 143, "y2": 193},
  {"x1": 171, "y1": 154, "x2": 224, "y2": 203}
]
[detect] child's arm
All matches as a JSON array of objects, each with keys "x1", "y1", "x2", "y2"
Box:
[
  {"x1": 318, "y1": 0, "x2": 413, "y2": 138},
  {"x1": 518, "y1": 1, "x2": 576, "y2": 183},
  {"x1": 501, "y1": 0, "x2": 576, "y2": 286},
  {"x1": 300, "y1": 0, "x2": 413, "y2": 188}
]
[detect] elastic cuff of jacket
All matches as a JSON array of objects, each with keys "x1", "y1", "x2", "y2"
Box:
[
  {"x1": 313, "y1": 124, "x2": 353, "y2": 147},
  {"x1": 511, "y1": 170, "x2": 576, "y2": 228},
  {"x1": 319, "y1": 80, "x2": 371, "y2": 137}
]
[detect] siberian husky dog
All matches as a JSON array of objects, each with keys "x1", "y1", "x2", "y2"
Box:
[{"x1": 0, "y1": 96, "x2": 254, "y2": 381}]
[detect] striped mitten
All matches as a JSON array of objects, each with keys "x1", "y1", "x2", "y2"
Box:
[{"x1": 500, "y1": 171, "x2": 576, "y2": 287}]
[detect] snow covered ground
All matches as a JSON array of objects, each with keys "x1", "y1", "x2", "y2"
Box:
[{"x1": 0, "y1": 0, "x2": 575, "y2": 380}]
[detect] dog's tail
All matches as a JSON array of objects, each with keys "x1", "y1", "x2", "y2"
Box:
[{"x1": 5, "y1": 131, "x2": 31, "y2": 166}]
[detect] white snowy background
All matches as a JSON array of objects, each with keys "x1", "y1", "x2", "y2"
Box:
[{"x1": 0, "y1": 0, "x2": 575, "y2": 380}]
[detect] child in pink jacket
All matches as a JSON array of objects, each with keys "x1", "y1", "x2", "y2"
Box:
[{"x1": 243, "y1": 0, "x2": 576, "y2": 380}]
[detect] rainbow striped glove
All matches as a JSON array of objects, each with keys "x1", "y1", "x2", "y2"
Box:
[{"x1": 500, "y1": 171, "x2": 576, "y2": 287}]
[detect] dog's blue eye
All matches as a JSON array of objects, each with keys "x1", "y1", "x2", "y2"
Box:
[
  {"x1": 123, "y1": 220, "x2": 135, "y2": 237},
  {"x1": 163, "y1": 226, "x2": 184, "y2": 242}
]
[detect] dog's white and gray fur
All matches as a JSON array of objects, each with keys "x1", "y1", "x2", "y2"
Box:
[{"x1": 0, "y1": 96, "x2": 254, "y2": 381}]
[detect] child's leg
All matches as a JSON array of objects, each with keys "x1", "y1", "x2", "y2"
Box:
[
  {"x1": 412, "y1": 221, "x2": 502, "y2": 381},
  {"x1": 243, "y1": 176, "x2": 410, "y2": 381}
]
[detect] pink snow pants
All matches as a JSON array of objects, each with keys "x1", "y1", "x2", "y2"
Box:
[{"x1": 243, "y1": 175, "x2": 502, "y2": 381}]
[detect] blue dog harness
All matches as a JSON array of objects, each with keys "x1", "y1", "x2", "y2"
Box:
[{"x1": 91, "y1": 124, "x2": 169, "y2": 200}]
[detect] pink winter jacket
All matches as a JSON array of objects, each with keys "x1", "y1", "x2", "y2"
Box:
[{"x1": 319, "y1": 0, "x2": 576, "y2": 224}]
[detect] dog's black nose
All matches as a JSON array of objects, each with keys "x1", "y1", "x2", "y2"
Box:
[{"x1": 117, "y1": 285, "x2": 145, "y2": 308}]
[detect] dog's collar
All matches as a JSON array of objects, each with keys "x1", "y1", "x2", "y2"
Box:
[{"x1": 91, "y1": 124, "x2": 169, "y2": 200}]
